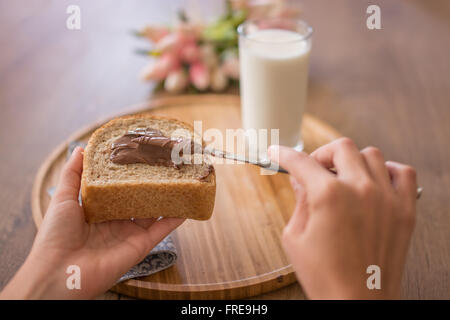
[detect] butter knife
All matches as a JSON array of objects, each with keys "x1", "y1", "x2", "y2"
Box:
[
  {"x1": 203, "y1": 148, "x2": 288, "y2": 173},
  {"x1": 204, "y1": 148, "x2": 423, "y2": 199}
]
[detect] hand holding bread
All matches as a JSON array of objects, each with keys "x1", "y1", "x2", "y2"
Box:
[{"x1": 0, "y1": 147, "x2": 185, "y2": 299}]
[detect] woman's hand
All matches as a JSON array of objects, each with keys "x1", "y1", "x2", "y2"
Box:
[
  {"x1": 1, "y1": 147, "x2": 185, "y2": 299},
  {"x1": 269, "y1": 138, "x2": 417, "y2": 299}
]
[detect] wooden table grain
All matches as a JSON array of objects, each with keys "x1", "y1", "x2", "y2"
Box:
[{"x1": 0, "y1": 0, "x2": 449, "y2": 299}]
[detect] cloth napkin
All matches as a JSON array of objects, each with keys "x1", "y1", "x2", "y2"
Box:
[{"x1": 46, "y1": 141, "x2": 178, "y2": 282}]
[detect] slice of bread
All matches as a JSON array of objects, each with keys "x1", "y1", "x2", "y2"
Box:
[{"x1": 81, "y1": 114, "x2": 216, "y2": 223}]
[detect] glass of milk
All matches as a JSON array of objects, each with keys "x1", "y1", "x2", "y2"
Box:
[{"x1": 238, "y1": 18, "x2": 313, "y2": 153}]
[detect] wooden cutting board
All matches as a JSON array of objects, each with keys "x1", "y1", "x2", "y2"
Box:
[{"x1": 31, "y1": 94, "x2": 341, "y2": 299}]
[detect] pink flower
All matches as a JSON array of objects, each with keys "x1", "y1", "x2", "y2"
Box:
[
  {"x1": 154, "y1": 33, "x2": 184, "y2": 53},
  {"x1": 140, "y1": 53, "x2": 180, "y2": 81},
  {"x1": 180, "y1": 43, "x2": 201, "y2": 63},
  {"x1": 164, "y1": 69, "x2": 189, "y2": 93},
  {"x1": 141, "y1": 25, "x2": 170, "y2": 42},
  {"x1": 140, "y1": 60, "x2": 164, "y2": 81},
  {"x1": 175, "y1": 23, "x2": 203, "y2": 41},
  {"x1": 162, "y1": 52, "x2": 180, "y2": 71},
  {"x1": 189, "y1": 62, "x2": 210, "y2": 91},
  {"x1": 155, "y1": 29, "x2": 200, "y2": 56}
]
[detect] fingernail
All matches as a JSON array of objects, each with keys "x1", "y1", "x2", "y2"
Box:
[
  {"x1": 72, "y1": 147, "x2": 79, "y2": 155},
  {"x1": 72, "y1": 146, "x2": 83, "y2": 156}
]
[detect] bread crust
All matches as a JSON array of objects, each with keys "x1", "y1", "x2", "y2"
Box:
[{"x1": 81, "y1": 115, "x2": 216, "y2": 223}]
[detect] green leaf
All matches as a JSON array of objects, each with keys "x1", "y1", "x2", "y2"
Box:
[
  {"x1": 134, "y1": 48, "x2": 162, "y2": 57},
  {"x1": 177, "y1": 9, "x2": 188, "y2": 22}
]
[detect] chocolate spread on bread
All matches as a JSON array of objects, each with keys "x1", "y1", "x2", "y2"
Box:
[{"x1": 110, "y1": 128, "x2": 213, "y2": 181}]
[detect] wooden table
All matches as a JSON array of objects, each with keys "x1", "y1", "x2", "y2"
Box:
[{"x1": 0, "y1": 0, "x2": 449, "y2": 299}]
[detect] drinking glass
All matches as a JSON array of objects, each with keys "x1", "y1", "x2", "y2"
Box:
[{"x1": 238, "y1": 18, "x2": 313, "y2": 152}]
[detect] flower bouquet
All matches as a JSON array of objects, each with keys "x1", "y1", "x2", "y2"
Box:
[{"x1": 136, "y1": 0, "x2": 301, "y2": 94}]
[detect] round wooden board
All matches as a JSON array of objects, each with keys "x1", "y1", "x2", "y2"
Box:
[{"x1": 31, "y1": 94, "x2": 341, "y2": 299}]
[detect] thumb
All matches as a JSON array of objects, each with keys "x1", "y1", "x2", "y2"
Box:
[{"x1": 51, "y1": 146, "x2": 84, "y2": 205}]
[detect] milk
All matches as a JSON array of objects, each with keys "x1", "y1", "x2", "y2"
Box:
[{"x1": 239, "y1": 28, "x2": 311, "y2": 150}]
